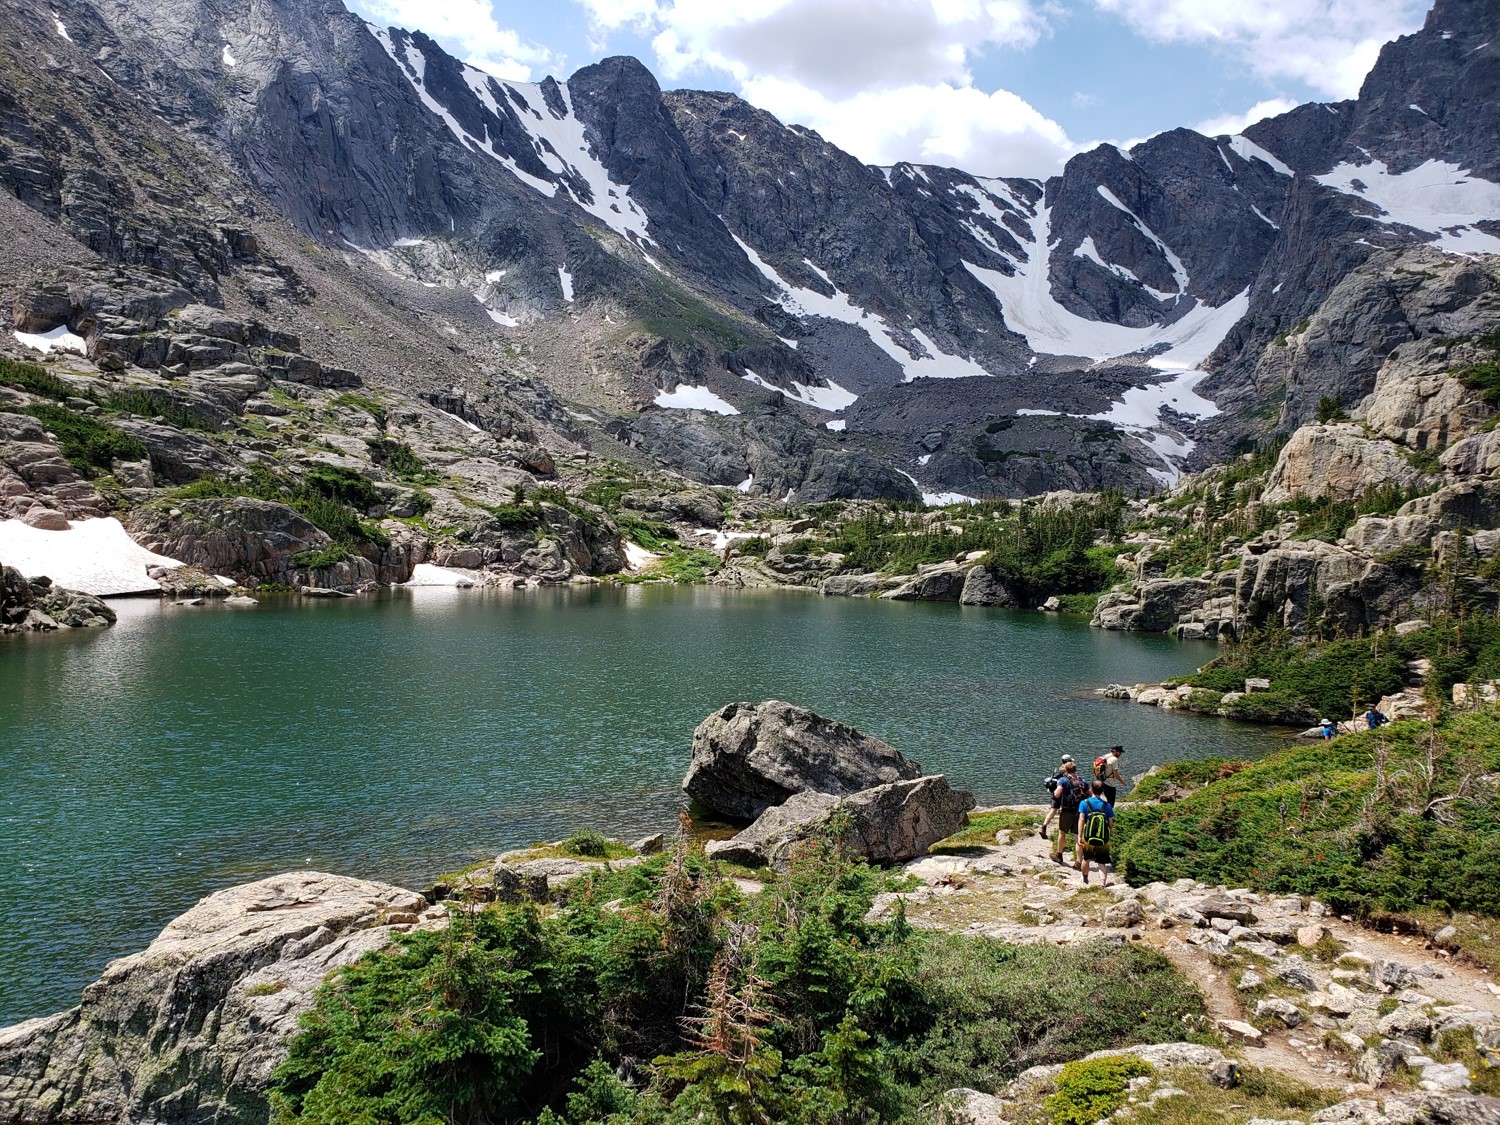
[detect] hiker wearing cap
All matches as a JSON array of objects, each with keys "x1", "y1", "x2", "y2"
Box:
[
  {"x1": 1320, "y1": 718, "x2": 1337, "y2": 740},
  {"x1": 1050, "y1": 761, "x2": 1085, "y2": 867},
  {"x1": 1038, "y1": 754, "x2": 1075, "y2": 839},
  {"x1": 1095, "y1": 745, "x2": 1125, "y2": 807},
  {"x1": 1078, "y1": 780, "x2": 1114, "y2": 886}
]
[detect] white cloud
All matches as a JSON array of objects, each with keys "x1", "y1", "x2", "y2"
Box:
[
  {"x1": 1192, "y1": 97, "x2": 1300, "y2": 137},
  {"x1": 348, "y1": 0, "x2": 555, "y2": 81},
  {"x1": 571, "y1": 0, "x2": 1075, "y2": 175},
  {"x1": 741, "y1": 76, "x2": 1076, "y2": 177},
  {"x1": 1091, "y1": 0, "x2": 1426, "y2": 98},
  {"x1": 586, "y1": 0, "x2": 1045, "y2": 96}
]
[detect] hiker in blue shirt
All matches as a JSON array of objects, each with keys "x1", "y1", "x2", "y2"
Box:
[
  {"x1": 1365, "y1": 707, "x2": 1389, "y2": 730},
  {"x1": 1078, "y1": 781, "x2": 1114, "y2": 886}
]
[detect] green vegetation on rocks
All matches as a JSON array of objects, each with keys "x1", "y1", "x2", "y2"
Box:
[
  {"x1": 0, "y1": 355, "x2": 80, "y2": 401},
  {"x1": 1117, "y1": 705, "x2": 1500, "y2": 919},
  {"x1": 170, "y1": 467, "x2": 390, "y2": 556},
  {"x1": 21, "y1": 403, "x2": 147, "y2": 472},
  {"x1": 272, "y1": 831, "x2": 1205, "y2": 1125},
  {"x1": 1177, "y1": 617, "x2": 1500, "y2": 721}
]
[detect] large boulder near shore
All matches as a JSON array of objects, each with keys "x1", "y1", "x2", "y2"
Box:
[
  {"x1": 705, "y1": 775, "x2": 975, "y2": 869},
  {"x1": 684, "y1": 700, "x2": 924, "y2": 821},
  {"x1": 0, "y1": 872, "x2": 433, "y2": 1124}
]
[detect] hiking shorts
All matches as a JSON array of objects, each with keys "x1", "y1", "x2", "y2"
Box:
[
  {"x1": 1083, "y1": 843, "x2": 1111, "y2": 865},
  {"x1": 1058, "y1": 809, "x2": 1079, "y2": 834}
]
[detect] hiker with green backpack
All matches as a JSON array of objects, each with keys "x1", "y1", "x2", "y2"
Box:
[{"x1": 1078, "y1": 781, "x2": 1114, "y2": 885}]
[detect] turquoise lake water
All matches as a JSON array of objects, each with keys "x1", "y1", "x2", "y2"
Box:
[{"x1": 0, "y1": 585, "x2": 1290, "y2": 1023}]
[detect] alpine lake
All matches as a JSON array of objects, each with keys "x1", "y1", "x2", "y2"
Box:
[{"x1": 0, "y1": 584, "x2": 1289, "y2": 1024}]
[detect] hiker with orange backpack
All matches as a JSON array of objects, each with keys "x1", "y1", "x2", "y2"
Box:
[{"x1": 1094, "y1": 745, "x2": 1125, "y2": 806}]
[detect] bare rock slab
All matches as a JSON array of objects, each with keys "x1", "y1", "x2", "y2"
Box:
[
  {"x1": 684, "y1": 699, "x2": 923, "y2": 821},
  {"x1": 0, "y1": 871, "x2": 429, "y2": 1124}
]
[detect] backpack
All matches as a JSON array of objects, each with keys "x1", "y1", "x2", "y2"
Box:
[
  {"x1": 1081, "y1": 800, "x2": 1110, "y2": 847},
  {"x1": 1058, "y1": 776, "x2": 1084, "y2": 811},
  {"x1": 1093, "y1": 755, "x2": 1110, "y2": 783}
]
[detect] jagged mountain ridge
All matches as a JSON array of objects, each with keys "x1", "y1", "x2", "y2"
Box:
[{"x1": 0, "y1": 0, "x2": 1496, "y2": 500}]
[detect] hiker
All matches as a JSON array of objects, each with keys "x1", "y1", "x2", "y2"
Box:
[
  {"x1": 1050, "y1": 761, "x2": 1085, "y2": 867},
  {"x1": 1365, "y1": 706, "x2": 1389, "y2": 730},
  {"x1": 1038, "y1": 753, "x2": 1076, "y2": 839},
  {"x1": 1320, "y1": 718, "x2": 1337, "y2": 740},
  {"x1": 1078, "y1": 780, "x2": 1114, "y2": 886},
  {"x1": 1095, "y1": 745, "x2": 1125, "y2": 807}
]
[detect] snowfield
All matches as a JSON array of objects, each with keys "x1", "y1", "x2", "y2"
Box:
[{"x1": 0, "y1": 517, "x2": 182, "y2": 596}]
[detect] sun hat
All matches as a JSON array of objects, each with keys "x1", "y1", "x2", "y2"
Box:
[{"x1": 1060, "y1": 754, "x2": 1074, "y2": 762}]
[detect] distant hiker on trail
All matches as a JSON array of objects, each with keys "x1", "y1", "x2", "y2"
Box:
[
  {"x1": 1050, "y1": 761, "x2": 1085, "y2": 867},
  {"x1": 1095, "y1": 745, "x2": 1125, "y2": 806},
  {"x1": 1039, "y1": 754, "x2": 1076, "y2": 839},
  {"x1": 1365, "y1": 707, "x2": 1389, "y2": 730},
  {"x1": 1320, "y1": 718, "x2": 1338, "y2": 740},
  {"x1": 1078, "y1": 780, "x2": 1114, "y2": 886}
]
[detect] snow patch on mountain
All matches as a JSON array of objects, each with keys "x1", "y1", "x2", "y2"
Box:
[
  {"x1": 653, "y1": 385, "x2": 739, "y2": 414},
  {"x1": 1094, "y1": 187, "x2": 1189, "y2": 295},
  {"x1": 962, "y1": 204, "x2": 1247, "y2": 368},
  {"x1": 370, "y1": 26, "x2": 653, "y2": 246},
  {"x1": 1314, "y1": 159, "x2": 1500, "y2": 255},
  {"x1": 1073, "y1": 236, "x2": 1174, "y2": 301},
  {"x1": 1225, "y1": 134, "x2": 1293, "y2": 177},
  {"x1": 731, "y1": 233, "x2": 990, "y2": 383},
  {"x1": 1085, "y1": 369, "x2": 1221, "y2": 486},
  {"x1": 14, "y1": 326, "x2": 86, "y2": 355},
  {"x1": 741, "y1": 369, "x2": 857, "y2": 411}
]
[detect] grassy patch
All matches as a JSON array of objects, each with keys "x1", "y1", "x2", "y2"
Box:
[{"x1": 930, "y1": 809, "x2": 1042, "y2": 853}]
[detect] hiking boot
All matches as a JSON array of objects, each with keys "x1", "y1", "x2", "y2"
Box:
[{"x1": 1051, "y1": 852, "x2": 1063, "y2": 865}]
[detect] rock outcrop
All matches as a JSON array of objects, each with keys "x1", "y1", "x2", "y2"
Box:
[
  {"x1": 1262, "y1": 423, "x2": 1433, "y2": 504},
  {"x1": 705, "y1": 774, "x2": 975, "y2": 869},
  {"x1": 684, "y1": 700, "x2": 924, "y2": 821},
  {"x1": 0, "y1": 565, "x2": 115, "y2": 632},
  {"x1": 0, "y1": 872, "x2": 436, "y2": 1124}
]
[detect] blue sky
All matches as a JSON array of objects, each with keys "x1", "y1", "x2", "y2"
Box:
[{"x1": 346, "y1": 0, "x2": 1432, "y2": 177}]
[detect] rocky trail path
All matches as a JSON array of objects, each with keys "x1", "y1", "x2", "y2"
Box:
[{"x1": 879, "y1": 810, "x2": 1500, "y2": 1105}]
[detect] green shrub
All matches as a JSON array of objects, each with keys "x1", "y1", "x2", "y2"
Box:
[
  {"x1": 0, "y1": 356, "x2": 85, "y2": 401},
  {"x1": 290, "y1": 543, "x2": 351, "y2": 571},
  {"x1": 1043, "y1": 1056, "x2": 1153, "y2": 1125},
  {"x1": 330, "y1": 392, "x2": 387, "y2": 429},
  {"x1": 733, "y1": 535, "x2": 772, "y2": 557},
  {"x1": 1457, "y1": 360, "x2": 1500, "y2": 408},
  {"x1": 22, "y1": 404, "x2": 147, "y2": 472},
  {"x1": 368, "y1": 439, "x2": 438, "y2": 484},
  {"x1": 1315, "y1": 396, "x2": 1348, "y2": 423},
  {"x1": 615, "y1": 513, "x2": 676, "y2": 552},
  {"x1": 561, "y1": 830, "x2": 610, "y2": 858}
]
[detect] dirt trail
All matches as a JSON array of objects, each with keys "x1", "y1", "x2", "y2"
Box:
[{"x1": 893, "y1": 818, "x2": 1500, "y2": 1095}]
